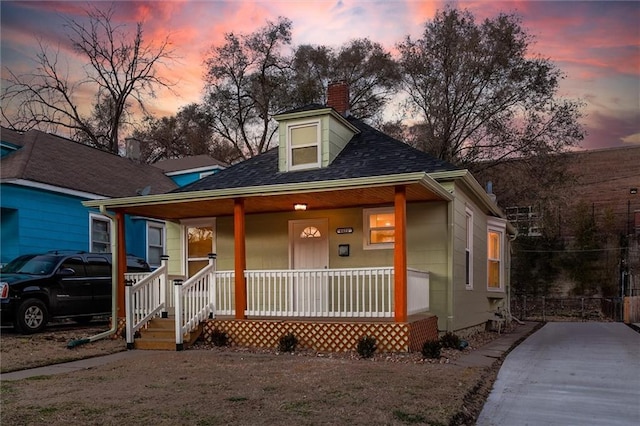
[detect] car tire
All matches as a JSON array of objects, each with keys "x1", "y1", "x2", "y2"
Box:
[
  {"x1": 74, "y1": 315, "x2": 93, "y2": 325},
  {"x1": 15, "y1": 298, "x2": 48, "y2": 334}
]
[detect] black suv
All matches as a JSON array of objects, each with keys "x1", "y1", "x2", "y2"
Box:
[{"x1": 0, "y1": 251, "x2": 150, "y2": 334}]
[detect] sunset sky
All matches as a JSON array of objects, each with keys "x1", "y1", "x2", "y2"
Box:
[{"x1": 1, "y1": 0, "x2": 638, "y2": 150}]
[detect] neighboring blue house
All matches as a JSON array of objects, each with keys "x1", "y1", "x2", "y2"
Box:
[
  {"x1": 0, "y1": 127, "x2": 223, "y2": 268},
  {"x1": 153, "y1": 155, "x2": 227, "y2": 187}
]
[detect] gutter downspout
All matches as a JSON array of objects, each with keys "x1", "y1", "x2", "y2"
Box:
[
  {"x1": 446, "y1": 200, "x2": 455, "y2": 332},
  {"x1": 67, "y1": 205, "x2": 119, "y2": 348}
]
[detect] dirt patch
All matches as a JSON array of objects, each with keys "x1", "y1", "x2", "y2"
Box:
[
  {"x1": 1, "y1": 322, "x2": 125, "y2": 373},
  {"x1": 1, "y1": 322, "x2": 528, "y2": 425}
]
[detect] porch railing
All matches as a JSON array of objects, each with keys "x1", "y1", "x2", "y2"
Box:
[
  {"x1": 174, "y1": 255, "x2": 216, "y2": 347},
  {"x1": 242, "y1": 267, "x2": 396, "y2": 318},
  {"x1": 407, "y1": 268, "x2": 430, "y2": 315},
  {"x1": 124, "y1": 256, "x2": 169, "y2": 346}
]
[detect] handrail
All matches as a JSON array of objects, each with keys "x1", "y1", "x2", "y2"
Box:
[
  {"x1": 174, "y1": 254, "x2": 216, "y2": 349},
  {"x1": 124, "y1": 256, "x2": 169, "y2": 348}
]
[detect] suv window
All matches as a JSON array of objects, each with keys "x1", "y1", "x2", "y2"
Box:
[
  {"x1": 60, "y1": 257, "x2": 87, "y2": 277},
  {"x1": 86, "y1": 256, "x2": 110, "y2": 277},
  {"x1": 2, "y1": 254, "x2": 58, "y2": 275}
]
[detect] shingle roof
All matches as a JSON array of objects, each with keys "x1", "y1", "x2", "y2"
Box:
[
  {"x1": 174, "y1": 116, "x2": 459, "y2": 193},
  {"x1": 153, "y1": 154, "x2": 227, "y2": 173},
  {"x1": 1, "y1": 127, "x2": 177, "y2": 197}
]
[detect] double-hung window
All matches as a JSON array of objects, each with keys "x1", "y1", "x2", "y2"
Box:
[
  {"x1": 147, "y1": 222, "x2": 165, "y2": 268},
  {"x1": 487, "y1": 218, "x2": 506, "y2": 291},
  {"x1": 465, "y1": 207, "x2": 474, "y2": 289},
  {"x1": 90, "y1": 214, "x2": 111, "y2": 253},
  {"x1": 288, "y1": 121, "x2": 320, "y2": 170},
  {"x1": 364, "y1": 207, "x2": 395, "y2": 249}
]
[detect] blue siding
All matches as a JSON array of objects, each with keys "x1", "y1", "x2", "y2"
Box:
[
  {"x1": 0, "y1": 184, "x2": 149, "y2": 264},
  {"x1": 169, "y1": 169, "x2": 220, "y2": 187}
]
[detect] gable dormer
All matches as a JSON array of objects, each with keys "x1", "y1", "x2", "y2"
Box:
[{"x1": 275, "y1": 82, "x2": 359, "y2": 172}]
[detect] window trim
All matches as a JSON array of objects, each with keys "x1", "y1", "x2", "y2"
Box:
[
  {"x1": 89, "y1": 213, "x2": 111, "y2": 253},
  {"x1": 363, "y1": 207, "x2": 395, "y2": 250},
  {"x1": 287, "y1": 120, "x2": 321, "y2": 171},
  {"x1": 487, "y1": 218, "x2": 507, "y2": 292},
  {"x1": 465, "y1": 207, "x2": 474, "y2": 290},
  {"x1": 147, "y1": 221, "x2": 166, "y2": 268}
]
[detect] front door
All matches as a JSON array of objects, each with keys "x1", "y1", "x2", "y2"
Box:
[{"x1": 289, "y1": 219, "x2": 329, "y2": 313}]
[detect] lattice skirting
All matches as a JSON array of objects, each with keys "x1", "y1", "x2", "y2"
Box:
[{"x1": 203, "y1": 316, "x2": 438, "y2": 353}]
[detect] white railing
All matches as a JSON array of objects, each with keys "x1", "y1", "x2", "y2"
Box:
[
  {"x1": 407, "y1": 268, "x2": 430, "y2": 315},
  {"x1": 125, "y1": 256, "x2": 169, "y2": 346},
  {"x1": 174, "y1": 255, "x2": 216, "y2": 347},
  {"x1": 233, "y1": 267, "x2": 396, "y2": 318}
]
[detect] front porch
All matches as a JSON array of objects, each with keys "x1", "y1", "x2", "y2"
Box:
[{"x1": 124, "y1": 256, "x2": 435, "y2": 352}]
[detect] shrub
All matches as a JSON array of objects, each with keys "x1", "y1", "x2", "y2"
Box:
[
  {"x1": 356, "y1": 335, "x2": 377, "y2": 358},
  {"x1": 440, "y1": 332, "x2": 461, "y2": 350},
  {"x1": 210, "y1": 329, "x2": 229, "y2": 347},
  {"x1": 421, "y1": 340, "x2": 442, "y2": 359},
  {"x1": 278, "y1": 332, "x2": 298, "y2": 352}
]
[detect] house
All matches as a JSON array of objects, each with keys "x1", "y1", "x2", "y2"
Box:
[
  {"x1": 153, "y1": 155, "x2": 227, "y2": 187},
  {"x1": 84, "y1": 83, "x2": 515, "y2": 352},
  {"x1": 0, "y1": 127, "x2": 178, "y2": 272}
]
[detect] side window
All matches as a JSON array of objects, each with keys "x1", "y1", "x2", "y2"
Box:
[
  {"x1": 147, "y1": 222, "x2": 165, "y2": 268},
  {"x1": 60, "y1": 257, "x2": 87, "y2": 277},
  {"x1": 465, "y1": 207, "x2": 474, "y2": 290},
  {"x1": 86, "y1": 256, "x2": 111, "y2": 277},
  {"x1": 363, "y1": 207, "x2": 395, "y2": 249},
  {"x1": 90, "y1": 214, "x2": 111, "y2": 253},
  {"x1": 487, "y1": 218, "x2": 507, "y2": 292}
]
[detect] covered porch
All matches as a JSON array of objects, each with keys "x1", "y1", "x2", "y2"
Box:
[{"x1": 87, "y1": 173, "x2": 452, "y2": 351}]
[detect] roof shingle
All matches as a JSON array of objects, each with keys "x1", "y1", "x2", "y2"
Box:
[
  {"x1": 1, "y1": 127, "x2": 177, "y2": 197},
  {"x1": 174, "y1": 116, "x2": 459, "y2": 193}
]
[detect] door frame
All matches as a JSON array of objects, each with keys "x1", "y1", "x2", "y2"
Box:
[{"x1": 288, "y1": 218, "x2": 329, "y2": 270}]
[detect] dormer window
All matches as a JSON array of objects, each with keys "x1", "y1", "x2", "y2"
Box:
[{"x1": 288, "y1": 121, "x2": 320, "y2": 171}]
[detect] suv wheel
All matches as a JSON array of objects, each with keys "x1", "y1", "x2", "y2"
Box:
[{"x1": 15, "y1": 298, "x2": 48, "y2": 334}]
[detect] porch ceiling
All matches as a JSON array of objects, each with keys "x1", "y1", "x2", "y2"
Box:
[{"x1": 114, "y1": 182, "x2": 445, "y2": 221}]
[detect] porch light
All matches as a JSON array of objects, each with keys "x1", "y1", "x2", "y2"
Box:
[{"x1": 294, "y1": 203, "x2": 307, "y2": 211}]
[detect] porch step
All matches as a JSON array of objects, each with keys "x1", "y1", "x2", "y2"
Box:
[{"x1": 134, "y1": 317, "x2": 203, "y2": 351}]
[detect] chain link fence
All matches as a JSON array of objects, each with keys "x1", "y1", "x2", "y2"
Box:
[{"x1": 510, "y1": 295, "x2": 623, "y2": 322}]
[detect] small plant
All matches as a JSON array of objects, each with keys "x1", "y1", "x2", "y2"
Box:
[
  {"x1": 210, "y1": 329, "x2": 229, "y2": 347},
  {"x1": 278, "y1": 332, "x2": 298, "y2": 352},
  {"x1": 356, "y1": 335, "x2": 377, "y2": 358},
  {"x1": 440, "y1": 332, "x2": 461, "y2": 350},
  {"x1": 421, "y1": 339, "x2": 442, "y2": 359}
]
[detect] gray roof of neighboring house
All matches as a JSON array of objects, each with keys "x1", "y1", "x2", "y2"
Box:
[
  {"x1": 174, "y1": 116, "x2": 460, "y2": 193},
  {"x1": 1, "y1": 127, "x2": 177, "y2": 197},
  {"x1": 153, "y1": 155, "x2": 227, "y2": 173}
]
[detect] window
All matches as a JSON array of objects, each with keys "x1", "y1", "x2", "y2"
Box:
[
  {"x1": 300, "y1": 226, "x2": 321, "y2": 238},
  {"x1": 86, "y1": 256, "x2": 110, "y2": 277},
  {"x1": 465, "y1": 208, "x2": 473, "y2": 290},
  {"x1": 288, "y1": 121, "x2": 320, "y2": 170},
  {"x1": 90, "y1": 214, "x2": 111, "y2": 253},
  {"x1": 147, "y1": 222, "x2": 165, "y2": 268},
  {"x1": 186, "y1": 224, "x2": 213, "y2": 277},
  {"x1": 364, "y1": 207, "x2": 395, "y2": 249},
  {"x1": 487, "y1": 218, "x2": 506, "y2": 291}
]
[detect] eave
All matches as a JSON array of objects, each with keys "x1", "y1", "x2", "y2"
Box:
[{"x1": 83, "y1": 172, "x2": 452, "y2": 221}]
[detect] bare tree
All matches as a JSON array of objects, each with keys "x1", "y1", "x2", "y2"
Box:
[
  {"x1": 1, "y1": 4, "x2": 175, "y2": 154},
  {"x1": 397, "y1": 7, "x2": 584, "y2": 169},
  {"x1": 131, "y1": 103, "x2": 237, "y2": 164},
  {"x1": 203, "y1": 17, "x2": 292, "y2": 159},
  {"x1": 289, "y1": 39, "x2": 401, "y2": 122}
]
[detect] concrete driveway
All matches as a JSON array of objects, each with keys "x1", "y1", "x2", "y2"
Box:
[{"x1": 477, "y1": 322, "x2": 640, "y2": 426}]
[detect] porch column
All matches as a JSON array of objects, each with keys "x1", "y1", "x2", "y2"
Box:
[
  {"x1": 394, "y1": 186, "x2": 408, "y2": 322},
  {"x1": 234, "y1": 198, "x2": 247, "y2": 319},
  {"x1": 116, "y1": 211, "x2": 127, "y2": 319}
]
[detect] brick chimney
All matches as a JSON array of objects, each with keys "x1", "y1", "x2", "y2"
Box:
[{"x1": 327, "y1": 81, "x2": 349, "y2": 116}]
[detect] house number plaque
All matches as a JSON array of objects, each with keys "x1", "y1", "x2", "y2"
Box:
[{"x1": 335, "y1": 227, "x2": 353, "y2": 234}]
